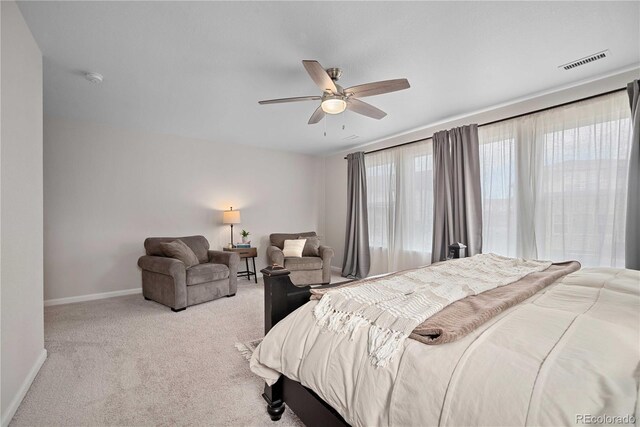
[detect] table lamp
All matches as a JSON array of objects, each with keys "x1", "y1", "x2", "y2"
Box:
[{"x1": 222, "y1": 207, "x2": 241, "y2": 248}]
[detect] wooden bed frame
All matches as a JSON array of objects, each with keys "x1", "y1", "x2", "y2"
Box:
[{"x1": 260, "y1": 266, "x2": 350, "y2": 426}]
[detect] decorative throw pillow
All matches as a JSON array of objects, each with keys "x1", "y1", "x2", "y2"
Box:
[
  {"x1": 283, "y1": 239, "x2": 306, "y2": 258},
  {"x1": 299, "y1": 236, "x2": 320, "y2": 257},
  {"x1": 160, "y1": 240, "x2": 199, "y2": 268}
]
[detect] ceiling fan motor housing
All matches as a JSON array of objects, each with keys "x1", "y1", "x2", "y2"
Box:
[{"x1": 326, "y1": 67, "x2": 342, "y2": 81}]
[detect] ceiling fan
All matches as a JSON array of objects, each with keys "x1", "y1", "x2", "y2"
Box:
[{"x1": 258, "y1": 60, "x2": 410, "y2": 125}]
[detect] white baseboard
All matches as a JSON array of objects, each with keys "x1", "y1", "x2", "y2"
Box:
[
  {"x1": 1, "y1": 349, "x2": 47, "y2": 427},
  {"x1": 331, "y1": 266, "x2": 342, "y2": 273},
  {"x1": 44, "y1": 288, "x2": 141, "y2": 307}
]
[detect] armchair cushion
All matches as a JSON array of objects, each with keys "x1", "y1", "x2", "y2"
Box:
[
  {"x1": 145, "y1": 235, "x2": 210, "y2": 264},
  {"x1": 283, "y1": 239, "x2": 306, "y2": 258},
  {"x1": 159, "y1": 240, "x2": 199, "y2": 268},
  {"x1": 186, "y1": 263, "x2": 229, "y2": 286},
  {"x1": 285, "y1": 257, "x2": 323, "y2": 271},
  {"x1": 300, "y1": 236, "x2": 320, "y2": 257}
]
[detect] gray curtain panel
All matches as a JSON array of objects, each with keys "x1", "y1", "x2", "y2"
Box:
[
  {"x1": 431, "y1": 125, "x2": 482, "y2": 262},
  {"x1": 342, "y1": 152, "x2": 371, "y2": 278},
  {"x1": 431, "y1": 131, "x2": 454, "y2": 263},
  {"x1": 626, "y1": 80, "x2": 640, "y2": 270},
  {"x1": 450, "y1": 124, "x2": 483, "y2": 257}
]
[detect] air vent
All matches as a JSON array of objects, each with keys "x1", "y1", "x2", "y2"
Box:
[
  {"x1": 559, "y1": 50, "x2": 609, "y2": 70},
  {"x1": 342, "y1": 134, "x2": 359, "y2": 141}
]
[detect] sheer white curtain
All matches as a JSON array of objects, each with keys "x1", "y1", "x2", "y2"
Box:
[
  {"x1": 366, "y1": 140, "x2": 434, "y2": 275},
  {"x1": 480, "y1": 92, "x2": 632, "y2": 267},
  {"x1": 479, "y1": 121, "x2": 518, "y2": 257}
]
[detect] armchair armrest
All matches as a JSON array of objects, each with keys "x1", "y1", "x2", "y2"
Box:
[
  {"x1": 319, "y1": 245, "x2": 334, "y2": 261},
  {"x1": 208, "y1": 250, "x2": 240, "y2": 296},
  {"x1": 319, "y1": 245, "x2": 335, "y2": 285},
  {"x1": 208, "y1": 250, "x2": 240, "y2": 268},
  {"x1": 267, "y1": 245, "x2": 284, "y2": 266},
  {"x1": 138, "y1": 255, "x2": 186, "y2": 278},
  {"x1": 138, "y1": 255, "x2": 188, "y2": 310}
]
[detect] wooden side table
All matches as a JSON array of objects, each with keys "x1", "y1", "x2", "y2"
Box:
[{"x1": 224, "y1": 247, "x2": 258, "y2": 283}]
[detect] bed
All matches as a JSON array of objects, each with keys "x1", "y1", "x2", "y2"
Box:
[{"x1": 250, "y1": 255, "x2": 640, "y2": 427}]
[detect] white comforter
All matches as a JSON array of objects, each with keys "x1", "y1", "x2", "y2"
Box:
[{"x1": 250, "y1": 268, "x2": 640, "y2": 426}]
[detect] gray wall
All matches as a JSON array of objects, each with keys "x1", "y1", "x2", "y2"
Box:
[
  {"x1": 43, "y1": 117, "x2": 324, "y2": 302},
  {"x1": 323, "y1": 68, "x2": 640, "y2": 269},
  {"x1": 0, "y1": 1, "x2": 45, "y2": 424}
]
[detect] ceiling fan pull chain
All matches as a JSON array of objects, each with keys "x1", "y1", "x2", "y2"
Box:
[{"x1": 324, "y1": 114, "x2": 327, "y2": 137}]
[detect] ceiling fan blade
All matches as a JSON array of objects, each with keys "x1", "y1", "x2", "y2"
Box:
[
  {"x1": 302, "y1": 60, "x2": 338, "y2": 94},
  {"x1": 259, "y1": 96, "x2": 321, "y2": 105},
  {"x1": 308, "y1": 106, "x2": 325, "y2": 124},
  {"x1": 345, "y1": 78, "x2": 410, "y2": 98},
  {"x1": 347, "y1": 98, "x2": 387, "y2": 120}
]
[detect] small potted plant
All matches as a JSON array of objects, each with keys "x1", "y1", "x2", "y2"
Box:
[{"x1": 240, "y1": 229, "x2": 250, "y2": 244}]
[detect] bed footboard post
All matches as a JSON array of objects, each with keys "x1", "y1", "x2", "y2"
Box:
[
  {"x1": 260, "y1": 267, "x2": 311, "y2": 421},
  {"x1": 261, "y1": 266, "x2": 312, "y2": 334},
  {"x1": 261, "y1": 267, "x2": 351, "y2": 425},
  {"x1": 263, "y1": 379, "x2": 285, "y2": 421},
  {"x1": 261, "y1": 266, "x2": 312, "y2": 421}
]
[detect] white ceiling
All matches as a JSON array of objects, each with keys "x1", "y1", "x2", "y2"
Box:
[{"x1": 17, "y1": 1, "x2": 640, "y2": 155}]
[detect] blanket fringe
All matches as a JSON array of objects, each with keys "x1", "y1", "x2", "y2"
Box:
[
  {"x1": 234, "y1": 342, "x2": 254, "y2": 361},
  {"x1": 315, "y1": 294, "x2": 405, "y2": 365},
  {"x1": 368, "y1": 325, "x2": 405, "y2": 367},
  {"x1": 314, "y1": 295, "x2": 369, "y2": 340}
]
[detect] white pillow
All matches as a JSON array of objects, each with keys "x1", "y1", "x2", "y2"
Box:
[{"x1": 283, "y1": 239, "x2": 306, "y2": 258}]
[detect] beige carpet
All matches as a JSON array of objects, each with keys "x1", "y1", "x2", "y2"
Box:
[{"x1": 10, "y1": 280, "x2": 304, "y2": 426}]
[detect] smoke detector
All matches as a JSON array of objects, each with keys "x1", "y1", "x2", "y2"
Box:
[
  {"x1": 559, "y1": 50, "x2": 609, "y2": 71},
  {"x1": 84, "y1": 72, "x2": 104, "y2": 84}
]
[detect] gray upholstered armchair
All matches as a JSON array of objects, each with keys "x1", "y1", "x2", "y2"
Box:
[
  {"x1": 137, "y1": 235, "x2": 239, "y2": 312},
  {"x1": 267, "y1": 232, "x2": 334, "y2": 286}
]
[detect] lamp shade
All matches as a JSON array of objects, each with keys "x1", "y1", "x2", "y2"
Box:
[{"x1": 223, "y1": 209, "x2": 241, "y2": 224}]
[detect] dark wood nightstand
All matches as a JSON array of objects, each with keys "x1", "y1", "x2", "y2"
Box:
[{"x1": 224, "y1": 247, "x2": 258, "y2": 283}]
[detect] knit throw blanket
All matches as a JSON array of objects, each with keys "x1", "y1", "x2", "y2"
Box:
[{"x1": 313, "y1": 253, "x2": 552, "y2": 367}]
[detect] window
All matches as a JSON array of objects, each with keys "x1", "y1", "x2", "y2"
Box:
[
  {"x1": 366, "y1": 141, "x2": 434, "y2": 274},
  {"x1": 479, "y1": 92, "x2": 631, "y2": 267}
]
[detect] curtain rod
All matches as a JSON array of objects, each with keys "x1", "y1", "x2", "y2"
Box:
[{"x1": 344, "y1": 86, "x2": 627, "y2": 159}]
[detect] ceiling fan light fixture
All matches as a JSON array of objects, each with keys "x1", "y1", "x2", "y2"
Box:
[
  {"x1": 321, "y1": 97, "x2": 346, "y2": 114},
  {"x1": 258, "y1": 60, "x2": 410, "y2": 123}
]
